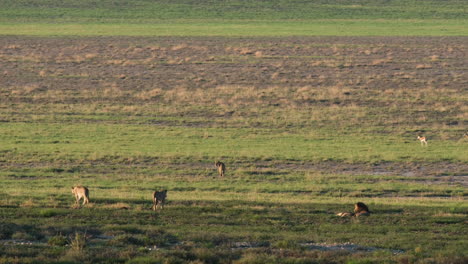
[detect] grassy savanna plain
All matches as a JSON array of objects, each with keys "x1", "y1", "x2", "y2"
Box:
[
  {"x1": 0, "y1": 0, "x2": 467, "y2": 36},
  {"x1": 0, "y1": 1, "x2": 468, "y2": 264},
  {"x1": 1, "y1": 36, "x2": 467, "y2": 264}
]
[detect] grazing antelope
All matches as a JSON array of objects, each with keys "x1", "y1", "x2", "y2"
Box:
[
  {"x1": 417, "y1": 136, "x2": 428, "y2": 146},
  {"x1": 457, "y1": 132, "x2": 468, "y2": 143},
  {"x1": 215, "y1": 161, "x2": 226, "y2": 177}
]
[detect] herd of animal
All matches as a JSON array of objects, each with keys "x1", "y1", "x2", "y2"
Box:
[
  {"x1": 72, "y1": 160, "x2": 372, "y2": 217},
  {"x1": 70, "y1": 135, "x2": 466, "y2": 216},
  {"x1": 71, "y1": 185, "x2": 168, "y2": 211},
  {"x1": 71, "y1": 161, "x2": 226, "y2": 210}
]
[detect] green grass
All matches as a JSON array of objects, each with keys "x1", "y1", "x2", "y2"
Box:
[
  {"x1": 1, "y1": 188, "x2": 467, "y2": 263},
  {"x1": 1, "y1": 123, "x2": 466, "y2": 164},
  {"x1": 1, "y1": 0, "x2": 467, "y2": 36},
  {"x1": 1, "y1": 20, "x2": 467, "y2": 36},
  {"x1": 1, "y1": 0, "x2": 467, "y2": 21}
]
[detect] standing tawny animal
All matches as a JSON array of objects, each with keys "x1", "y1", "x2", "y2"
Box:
[
  {"x1": 71, "y1": 186, "x2": 89, "y2": 206},
  {"x1": 417, "y1": 136, "x2": 428, "y2": 146},
  {"x1": 152, "y1": 190, "x2": 167, "y2": 210},
  {"x1": 215, "y1": 161, "x2": 225, "y2": 177}
]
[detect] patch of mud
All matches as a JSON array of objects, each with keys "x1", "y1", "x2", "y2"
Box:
[
  {"x1": 146, "y1": 245, "x2": 160, "y2": 251},
  {"x1": 156, "y1": 160, "x2": 467, "y2": 186},
  {"x1": 0, "y1": 238, "x2": 405, "y2": 255},
  {"x1": 231, "y1": 241, "x2": 269, "y2": 249},
  {"x1": 300, "y1": 242, "x2": 404, "y2": 254},
  {"x1": 264, "y1": 161, "x2": 468, "y2": 187},
  {"x1": 93, "y1": 235, "x2": 115, "y2": 241},
  {"x1": 0, "y1": 239, "x2": 46, "y2": 246},
  {"x1": 230, "y1": 241, "x2": 404, "y2": 254},
  {"x1": 2, "y1": 159, "x2": 466, "y2": 186}
]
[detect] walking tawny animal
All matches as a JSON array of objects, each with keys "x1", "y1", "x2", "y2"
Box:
[
  {"x1": 215, "y1": 161, "x2": 226, "y2": 177},
  {"x1": 152, "y1": 190, "x2": 167, "y2": 210},
  {"x1": 71, "y1": 186, "x2": 89, "y2": 206}
]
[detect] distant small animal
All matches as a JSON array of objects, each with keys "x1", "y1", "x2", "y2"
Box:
[
  {"x1": 215, "y1": 161, "x2": 226, "y2": 177},
  {"x1": 72, "y1": 186, "x2": 89, "y2": 206},
  {"x1": 152, "y1": 190, "x2": 167, "y2": 210},
  {"x1": 354, "y1": 202, "x2": 370, "y2": 216},
  {"x1": 417, "y1": 136, "x2": 428, "y2": 146},
  {"x1": 337, "y1": 202, "x2": 371, "y2": 217},
  {"x1": 457, "y1": 132, "x2": 468, "y2": 143}
]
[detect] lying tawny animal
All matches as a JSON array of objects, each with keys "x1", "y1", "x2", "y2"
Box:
[
  {"x1": 71, "y1": 186, "x2": 89, "y2": 206},
  {"x1": 354, "y1": 202, "x2": 370, "y2": 216},
  {"x1": 417, "y1": 135, "x2": 428, "y2": 146},
  {"x1": 336, "y1": 202, "x2": 371, "y2": 217},
  {"x1": 215, "y1": 161, "x2": 226, "y2": 177},
  {"x1": 152, "y1": 190, "x2": 167, "y2": 210}
]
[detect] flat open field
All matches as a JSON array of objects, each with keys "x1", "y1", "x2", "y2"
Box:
[
  {"x1": 1, "y1": 0, "x2": 467, "y2": 36},
  {"x1": 0, "y1": 36, "x2": 467, "y2": 263}
]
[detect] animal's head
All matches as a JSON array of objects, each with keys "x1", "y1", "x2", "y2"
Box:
[{"x1": 354, "y1": 202, "x2": 368, "y2": 212}]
